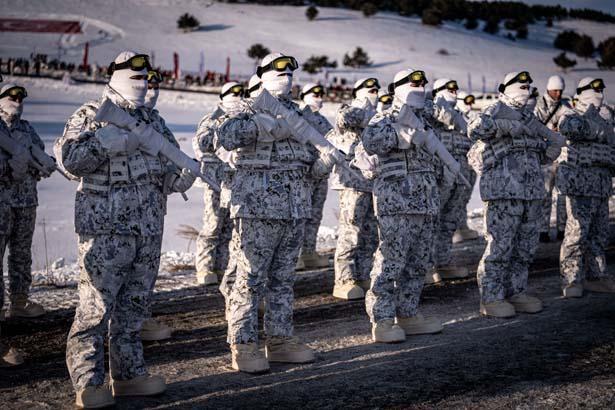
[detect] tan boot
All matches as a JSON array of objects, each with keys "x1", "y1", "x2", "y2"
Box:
[
  {"x1": 424, "y1": 270, "x2": 442, "y2": 284},
  {"x1": 480, "y1": 300, "x2": 516, "y2": 318},
  {"x1": 265, "y1": 336, "x2": 315, "y2": 363},
  {"x1": 397, "y1": 313, "x2": 443, "y2": 335},
  {"x1": 8, "y1": 295, "x2": 45, "y2": 318},
  {"x1": 196, "y1": 271, "x2": 219, "y2": 286},
  {"x1": 231, "y1": 343, "x2": 269, "y2": 373},
  {"x1": 583, "y1": 278, "x2": 615, "y2": 293},
  {"x1": 508, "y1": 293, "x2": 543, "y2": 313},
  {"x1": 75, "y1": 385, "x2": 115, "y2": 409},
  {"x1": 452, "y1": 228, "x2": 479, "y2": 243},
  {"x1": 372, "y1": 319, "x2": 406, "y2": 343},
  {"x1": 563, "y1": 283, "x2": 583, "y2": 298},
  {"x1": 332, "y1": 282, "x2": 365, "y2": 300},
  {"x1": 111, "y1": 375, "x2": 166, "y2": 397},
  {"x1": 437, "y1": 265, "x2": 469, "y2": 279},
  {"x1": 0, "y1": 343, "x2": 24, "y2": 367},
  {"x1": 140, "y1": 318, "x2": 172, "y2": 341},
  {"x1": 301, "y1": 252, "x2": 330, "y2": 269}
]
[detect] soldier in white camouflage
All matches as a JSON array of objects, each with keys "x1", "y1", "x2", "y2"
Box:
[
  {"x1": 297, "y1": 83, "x2": 333, "y2": 269},
  {"x1": 329, "y1": 77, "x2": 380, "y2": 300},
  {"x1": 56, "y1": 51, "x2": 194, "y2": 408},
  {"x1": 426, "y1": 78, "x2": 476, "y2": 280},
  {"x1": 193, "y1": 82, "x2": 245, "y2": 287},
  {"x1": 0, "y1": 83, "x2": 51, "y2": 320},
  {"x1": 468, "y1": 71, "x2": 552, "y2": 318},
  {"x1": 217, "y1": 53, "x2": 337, "y2": 373},
  {"x1": 534, "y1": 75, "x2": 573, "y2": 242},
  {"x1": 557, "y1": 77, "x2": 615, "y2": 298},
  {"x1": 361, "y1": 69, "x2": 444, "y2": 343}
]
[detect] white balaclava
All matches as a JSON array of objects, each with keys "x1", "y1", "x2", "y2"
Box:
[
  {"x1": 0, "y1": 83, "x2": 24, "y2": 118},
  {"x1": 393, "y1": 69, "x2": 425, "y2": 109},
  {"x1": 259, "y1": 52, "x2": 293, "y2": 97},
  {"x1": 108, "y1": 51, "x2": 148, "y2": 107},
  {"x1": 456, "y1": 91, "x2": 471, "y2": 114},
  {"x1": 247, "y1": 74, "x2": 262, "y2": 99},
  {"x1": 500, "y1": 71, "x2": 531, "y2": 107},
  {"x1": 220, "y1": 81, "x2": 243, "y2": 109},
  {"x1": 546, "y1": 75, "x2": 565, "y2": 92},
  {"x1": 353, "y1": 77, "x2": 379, "y2": 106},
  {"x1": 144, "y1": 87, "x2": 159, "y2": 110},
  {"x1": 301, "y1": 82, "x2": 323, "y2": 111},
  {"x1": 433, "y1": 78, "x2": 457, "y2": 104},
  {"x1": 576, "y1": 77, "x2": 604, "y2": 112}
]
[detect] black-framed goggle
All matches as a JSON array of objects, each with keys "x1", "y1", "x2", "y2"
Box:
[
  {"x1": 388, "y1": 70, "x2": 428, "y2": 93},
  {"x1": 256, "y1": 56, "x2": 298, "y2": 77},
  {"x1": 459, "y1": 94, "x2": 475, "y2": 105},
  {"x1": 245, "y1": 82, "x2": 261, "y2": 98},
  {"x1": 378, "y1": 94, "x2": 393, "y2": 104},
  {"x1": 354, "y1": 77, "x2": 380, "y2": 93},
  {"x1": 0, "y1": 86, "x2": 27, "y2": 100},
  {"x1": 504, "y1": 71, "x2": 533, "y2": 88},
  {"x1": 432, "y1": 80, "x2": 458, "y2": 97},
  {"x1": 107, "y1": 54, "x2": 151, "y2": 76},
  {"x1": 576, "y1": 78, "x2": 605, "y2": 95},
  {"x1": 220, "y1": 84, "x2": 244, "y2": 100},
  {"x1": 147, "y1": 70, "x2": 163, "y2": 83},
  {"x1": 300, "y1": 85, "x2": 325, "y2": 99}
]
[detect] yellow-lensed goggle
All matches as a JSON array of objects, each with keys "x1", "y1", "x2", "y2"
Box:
[
  {"x1": 389, "y1": 70, "x2": 428, "y2": 94},
  {"x1": 220, "y1": 84, "x2": 245, "y2": 99},
  {"x1": 378, "y1": 94, "x2": 393, "y2": 104},
  {"x1": 462, "y1": 94, "x2": 475, "y2": 105},
  {"x1": 107, "y1": 54, "x2": 151, "y2": 75},
  {"x1": 301, "y1": 85, "x2": 325, "y2": 99},
  {"x1": 147, "y1": 70, "x2": 163, "y2": 83},
  {"x1": 0, "y1": 86, "x2": 27, "y2": 100},
  {"x1": 577, "y1": 78, "x2": 605, "y2": 94},
  {"x1": 433, "y1": 80, "x2": 459, "y2": 96},
  {"x1": 256, "y1": 56, "x2": 299, "y2": 77}
]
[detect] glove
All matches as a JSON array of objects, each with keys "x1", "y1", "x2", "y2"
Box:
[
  {"x1": 311, "y1": 150, "x2": 337, "y2": 179},
  {"x1": 164, "y1": 168, "x2": 196, "y2": 194},
  {"x1": 95, "y1": 125, "x2": 139, "y2": 155},
  {"x1": 252, "y1": 113, "x2": 292, "y2": 142},
  {"x1": 494, "y1": 119, "x2": 531, "y2": 138},
  {"x1": 395, "y1": 126, "x2": 430, "y2": 149}
]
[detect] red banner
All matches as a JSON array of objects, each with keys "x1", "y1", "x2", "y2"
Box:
[{"x1": 0, "y1": 18, "x2": 82, "y2": 33}]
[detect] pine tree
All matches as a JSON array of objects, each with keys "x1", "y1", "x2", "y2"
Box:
[
  {"x1": 597, "y1": 37, "x2": 615, "y2": 69},
  {"x1": 574, "y1": 34, "x2": 595, "y2": 59},
  {"x1": 306, "y1": 6, "x2": 318, "y2": 21},
  {"x1": 553, "y1": 52, "x2": 577, "y2": 72},
  {"x1": 247, "y1": 44, "x2": 270, "y2": 64},
  {"x1": 343, "y1": 47, "x2": 372, "y2": 68},
  {"x1": 177, "y1": 13, "x2": 200, "y2": 32}
]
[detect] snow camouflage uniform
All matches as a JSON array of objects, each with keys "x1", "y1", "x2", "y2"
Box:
[
  {"x1": 467, "y1": 95, "x2": 547, "y2": 303},
  {"x1": 57, "y1": 87, "x2": 183, "y2": 390},
  {"x1": 329, "y1": 102, "x2": 378, "y2": 285},
  {"x1": 217, "y1": 94, "x2": 330, "y2": 345},
  {"x1": 557, "y1": 105, "x2": 615, "y2": 286},
  {"x1": 300, "y1": 105, "x2": 333, "y2": 256},
  {"x1": 361, "y1": 103, "x2": 440, "y2": 323},
  {"x1": 425, "y1": 97, "x2": 475, "y2": 268},
  {"x1": 0, "y1": 121, "x2": 13, "y2": 344},
  {"x1": 0, "y1": 108, "x2": 44, "y2": 301},
  {"x1": 534, "y1": 94, "x2": 573, "y2": 235}
]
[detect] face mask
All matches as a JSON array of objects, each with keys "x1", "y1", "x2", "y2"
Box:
[
  {"x1": 109, "y1": 68, "x2": 148, "y2": 107},
  {"x1": 261, "y1": 70, "x2": 292, "y2": 96},
  {"x1": 304, "y1": 94, "x2": 323, "y2": 110},
  {"x1": 504, "y1": 82, "x2": 530, "y2": 107},
  {"x1": 144, "y1": 88, "x2": 159, "y2": 109},
  {"x1": 355, "y1": 88, "x2": 378, "y2": 107},
  {"x1": 396, "y1": 85, "x2": 425, "y2": 109},
  {"x1": 0, "y1": 98, "x2": 23, "y2": 118},
  {"x1": 579, "y1": 90, "x2": 604, "y2": 110},
  {"x1": 221, "y1": 94, "x2": 242, "y2": 110}
]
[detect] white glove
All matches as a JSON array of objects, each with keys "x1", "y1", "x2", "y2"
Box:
[
  {"x1": 252, "y1": 113, "x2": 292, "y2": 142},
  {"x1": 95, "y1": 125, "x2": 139, "y2": 155},
  {"x1": 164, "y1": 168, "x2": 196, "y2": 194},
  {"x1": 494, "y1": 119, "x2": 531, "y2": 138},
  {"x1": 129, "y1": 121, "x2": 165, "y2": 156}
]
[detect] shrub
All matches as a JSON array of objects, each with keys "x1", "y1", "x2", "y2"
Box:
[
  {"x1": 422, "y1": 8, "x2": 442, "y2": 26},
  {"x1": 343, "y1": 47, "x2": 372, "y2": 68},
  {"x1": 362, "y1": 2, "x2": 378, "y2": 18},
  {"x1": 465, "y1": 17, "x2": 478, "y2": 30},
  {"x1": 247, "y1": 44, "x2": 270, "y2": 62},
  {"x1": 177, "y1": 13, "x2": 199, "y2": 32},
  {"x1": 597, "y1": 37, "x2": 615, "y2": 69},
  {"x1": 553, "y1": 52, "x2": 577, "y2": 72},
  {"x1": 302, "y1": 55, "x2": 337, "y2": 74},
  {"x1": 483, "y1": 17, "x2": 500, "y2": 34},
  {"x1": 306, "y1": 5, "x2": 318, "y2": 21}
]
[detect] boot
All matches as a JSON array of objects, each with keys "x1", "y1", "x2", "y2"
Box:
[
  {"x1": 562, "y1": 283, "x2": 583, "y2": 298},
  {"x1": 556, "y1": 230, "x2": 565, "y2": 241},
  {"x1": 332, "y1": 282, "x2": 365, "y2": 300},
  {"x1": 0, "y1": 343, "x2": 24, "y2": 367},
  {"x1": 371, "y1": 319, "x2": 406, "y2": 343},
  {"x1": 583, "y1": 278, "x2": 615, "y2": 293},
  {"x1": 424, "y1": 270, "x2": 442, "y2": 284},
  {"x1": 452, "y1": 228, "x2": 479, "y2": 243},
  {"x1": 75, "y1": 385, "x2": 115, "y2": 409},
  {"x1": 231, "y1": 343, "x2": 269, "y2": 373},
  {"x1": 140, "y1": 318, "x2": 172, "y2": 341},
  {"x1": 437, "y1": 265, "x2": 469, "y2": 280},
  {"x1": 111, "y1": 375, "x2": 166, "y2": 397},
  {"x1": 539, "y1": 232, "x2": 551, "y2": 243},
  {"x1": 479, "y1": 300, "x2": 516, "y2": 318},
  {"x1": 396, "y1": 313, "x2": 443, "y2": 335},
  {"x1": 8, "y1": 295, "x2": 45, "y2": 318},
  {"x1": 265, "y1": 336, "x2": 315, "y2": 363},
  {"x1": 301, "y1": 252, "x2": 329, "y2": 269},
  {"x1": 196, "y1": 271, "x2": 218, "y2": 286},
  {"x1": 508, "y1": 293, "x2": 543, "y2": 313}
]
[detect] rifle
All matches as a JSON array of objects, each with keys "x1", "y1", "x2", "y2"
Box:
[{"x1": 0, "y1": 130, "x2": 69, "y2": 180}]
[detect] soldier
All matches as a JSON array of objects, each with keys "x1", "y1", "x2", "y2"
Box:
[
  {"x1": 329, "y1": 77, "x2": 380, "y2": 300},
  {"x1": 194, "y1": 82, "x2": 245, "y2": 286},
  {"x1": 534, "y1": 75, "x2": 572, "y2": 242},
  {"x1": 297, "y1": 83, "x2": 333, "y2": 269},
  {"x1": 468, "y1": 71, "x2": 551, "y2": 318},
  {"x1": 427, "y1": 78, "x2": 475, "y2": 280},
  {"x1": 57, "y1": 51, "x2": 194, "y2": 408},
  {"x1": 376, "y1": 91, "x2": 393, "y2": 113},
  {"x1": 557, "y1": 77, "x2": 615, "y2": 297},
  {"x1": 362, "y1": 69, "x2": 445, "y2": 343},
  {"x1": 0, "y1": 83, "x2": 50, "y2": 319},
  {"x1": 217, "y1": 52, "x2": 337, "y2": 373}
]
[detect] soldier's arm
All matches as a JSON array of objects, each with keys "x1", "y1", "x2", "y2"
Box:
[
  {"x1": 58, "y1": 105, "x2": 107, "y2": 176},
  {"x1": 217, "y1": 112, "x2": 259, "y2": 151},
  {"x1": 192, "y1": 115, "x2": 216, "y2": 160},
  {"x1": 435, "y1": 101, "x2": 468, "y2": 134},
  {"x1": 467, "y1": 112, "x2": 499, "y2": 142},
  {"x1": 336, "y1": 105, "x2": 365, "y2": 131},
  {"x1": 361, "y1": 114, "x2": 398, "y2": 156}
]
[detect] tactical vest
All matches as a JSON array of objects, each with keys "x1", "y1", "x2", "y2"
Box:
[
  {"x1": 233, "y1": 138, "x2": 312, "y2": 169},
  {"x1": 559, "y1": 142, "x2": 615, "y2": 168},
  {"x1": 376, "y1": 148, "x2": 434, "y2": 179},
  {"x1": 79, "y1": 152, "x2": 164, "y2": 193}
]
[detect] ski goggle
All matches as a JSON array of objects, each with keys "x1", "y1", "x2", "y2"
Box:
[
  {"x1": 0, "y1": 86, "x2": 27, "y2": 100},
  {"x1": 245, "y1": 82, "x2": 261, "y2": 98},
  {"x1": 256, "y1": 56, "x2": 298, "y2": 77},
  {"x1": 378, "y1": 94, "x2": 393, "y2": 104},
  {"x1": 459, "y1": 94, "x2": 475, "y2": 105},
  {"x1": 220, "y1": 84, "x2": 244, "y2": 100},
  {"x1": 388, "y1": 70, "x2": 428, "y2": 93},
  {"x1": 107, "y1": 54, "x2": 151, "y2": 75},
  {"x1": 499, "y1": 71, "x2": 533, "y2": 92},
  {"x1": 576, "y1": 78, "x2": 605, "y2": 95},
  {"x1": 432, "y1": 80, "x2": 459, "y2": 97},
  {"x1": 147, "y1": 70, "x2": 163, "y2": 84},
  {"x1": 353, "y1": 78, "x2": 380, "y2": 98},
  {"x1": 300, "y1": 85, "x2": 325, "y2": 99}
]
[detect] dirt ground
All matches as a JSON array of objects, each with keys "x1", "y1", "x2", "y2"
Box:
[{"x1": 2, "y1": 243, "x2": 615, "y2": 409}]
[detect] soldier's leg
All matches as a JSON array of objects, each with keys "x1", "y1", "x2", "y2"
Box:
[
  {"x1": 477, "y1": 199, "x2": 522, "y2": 304},
  {"x1": 109, "y1": 235, "x2": 161, "y2": 381},
  {"x1": 585, "y1": 197, "x2": 609, "y2": 280},
  {"x1": 435, "y1": 182, "x2": 462, "y2": 268},
  {"x1": 357, "y1": 197, "x2": 378, "y2": 282},
  {"x1": 227, "y1": 218, "x2": 279, "y2": 345},
  {"x1": 302, "y1": 178, "x2": 328, "y2": 256},
  {"x1": 66, "y1": 235, "x2": 134, "y2": 391},
  {"x1": 556, "y1": 193, "x2": 567, "y2": 238},
  {"x1": 334, "y1": 189, "x2": 364, "y2": 285},
  {"x1": 7, "y1": 206, "x2": 36, "y2": 298},
  {"x1": 219, "y1": 222, "x2": 239, "y2": 302},
  {"x1": 195, "y1": 185, "x2": 223, "y2": 282},
  {"x1": 539, "y1": 164, "x2": 556, "y2": 236},
  {"x1": 508, "y1": 200, "x2": 542, "y2": 297},
  {"x1": 214, "y1": 206, "x2": 233, "y2": 274},
  {"x1": 560, "y1": 196, "x2": 592, "y2": 287}
]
